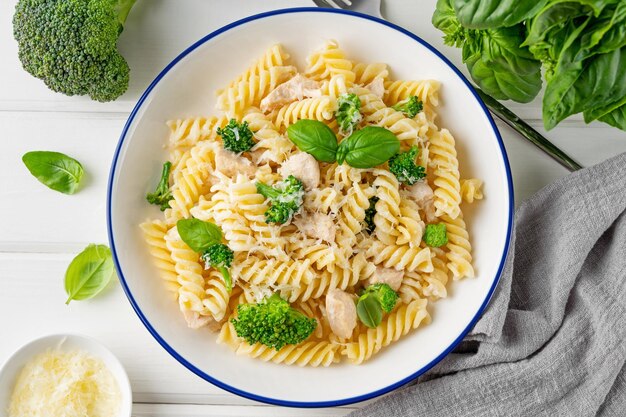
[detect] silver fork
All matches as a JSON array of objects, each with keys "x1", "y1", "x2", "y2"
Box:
[
  {"x1": 312, "y1": 0, "x2": 383, "y2": 19},
  {"x1": 311, "y1": 0, "x2": 582, "y2": 171}
]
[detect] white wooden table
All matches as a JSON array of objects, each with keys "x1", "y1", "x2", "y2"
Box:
[{"x1": 1, "y1": 1, "x2": 625, "y2": 415}]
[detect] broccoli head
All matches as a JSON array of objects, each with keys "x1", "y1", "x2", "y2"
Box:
[
  {"x1": 146, "y1": 161, "x2": 173, "y2": 211},
  {"x1": 13, "y1": 0, "x2": 137, "y2": 102},
  {"x1": 216, "y1": 119, "x2": 255, "y2": 153},
  {"x1": 388, "y1": 146, "x2": 426, "y2": 185},
  {"x1": 363, "y1": 283, "x2": 398, "y2": 313},
  {"x1": 423, "y1": 223, "x2": 448, "y2": 248},
  {"x1": 336, "y1": 93, "x2": 362, "y2": 134},
  {"x1": 392, "y1": 96, "x2": 424, "y2": 118},
  {"x1": 256, "y1": 175, "x2": 304, "y2": 224},
  {"x1": 201, "y1": 243, "x2": 234, "y2": 291},
  {"x1": 364, "y1": 196, "x2": 379, "y2": 233},
  {"x1": 231, "y1": 293, "x2": 317, "y2": 350}
]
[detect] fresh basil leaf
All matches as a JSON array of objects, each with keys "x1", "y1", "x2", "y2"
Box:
[
  {"x1": 65, "y1": 244, "x2": 115, "y2": 304},
  {"x1": 177, "y1": 218, "x2": 223, "y2": 253},
  {"x1": 598, "y1": 102, "x2": 626, "y2": 130},
  {"x1": 22, "y1": 151, "x2": 84, "y2": 194},
  {"x1": 463, "y1": 26, "x2": 543, "y2": 103},
  {"x1": 287, "y1": 120, "x2": 338, "y2": 163},
  {"x1": 337, "y1": 126, "x2": 400, "y2": 168},
  {"x1": 454, "y1": 0, "x2": 549, "y2": 29},
  {"x1": 356, "y1": 293, "x2": 383, "y2": 328}
]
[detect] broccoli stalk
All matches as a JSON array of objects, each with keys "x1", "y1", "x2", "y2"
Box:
[
  {"x1": 364, "y1": 196, "x2": 379, "y2": 233},
  {"x1": 392, "y1": 96, "x2": 424, "y2": 118},
  {"x1": 423, "y1": 223, "x2": 448, "y2": 248},
  {"x1": 216, "y1": 119, "x2": 256, "y2": 153},
  {"x1": 256, "y1": 175, "x2": 304, "y2": 224},
  {"x1": 356, "y1": 283, "x2": 399, "y2": 328},
  {"x1": 336, "y1": 93, "x2": 363, "y2": 134},
  {"x1": 231, "y1": 293, "x2": 317, "y2": 350},
  {"x1": 146, "y1": 162, "x2": 173, "y2": 211},
  {"x1": 13, "y1": 0, "x2": 138, "y2": 102},
  {"x1": 388, "y1": 146, "x2": 426, "y2": 185},
  {"x1": 201, "y1": 243, "x2": 234, "y2": 292}
]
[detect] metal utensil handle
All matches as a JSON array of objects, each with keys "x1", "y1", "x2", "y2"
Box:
[{"x1": 476, "y1": 89, "x2": 583, "y2": 172}]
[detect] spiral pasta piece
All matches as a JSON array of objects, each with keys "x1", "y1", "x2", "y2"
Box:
[
  {"x1": 217, "y1": 66, "x2": 297, "y2": 116},
  {"x1": 396, "y1": 198, "x2": 425, "y2": 247},
  {"x1": 372, "y1": 170, "x2": 401, "y2": 245},
  {"x1": 460, "y1": 178, "x2": 484, "y2": 203},
  {"x1": 367, "y1": 240, "x2": 433, "y2": 273},
  {"x1": 305, "y1": 40, "x2": 355, "y2": 84},
  {"x1": 321, "y1": 74, "x2": 350, "y2": 99},
  {"x1": 336, "y1": 183, "x2": 374, "y2": 249},
  {"x1": 342, "y1": 298, "x2": 430, "y2": 364},
  {"x1": 236, "y1": 340, "x2": 340, "y2": 367},
  {"x1": 167, "y1": 116, "x2": 228, "y2": 171},
  {"x1": 442, "y1": 213, "x2": 474, "y2": 280},
  {"x1": 383, "y1": 80, "x2": 440, "y2": 108},
  {"x1": 353, "y1": 62, "x2": 390, "y2": 85},
  {"x1": 273, "y1": 96, "x2": 337, "y2": 128},
  {"x1": 202, "y1": 269, "x2": 230, "y2": 321},
  {"x1": 165, "y1": 227, "x2": 208, "y2": 315},
  {"x1": 429, "y1": 129, "x2": 461, "y2": 219},
  {"x1": 304, "y1": 187, "x2": 342, "y2": 214},
  {"x1": 243, "y1": 107, "x2": 294, "y2": 164},
  {"x1": 140, "y1": 219, "x2": 179, "y2": 294}
]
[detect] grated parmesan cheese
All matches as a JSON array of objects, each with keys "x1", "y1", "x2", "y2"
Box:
[{"x1": 8, "y1": 349, "x2": 121, "y2": 417}]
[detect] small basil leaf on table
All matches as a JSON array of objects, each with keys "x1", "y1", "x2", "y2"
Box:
[
  {"x1": 177, "y1": 218, "x2": 223, "y2": 253},
  {"x1": 356, "y1": 293, "x2": 383, "y2": 328},
  {"x1": 22, "y1": 151, "x2": 84, "y2": 194},
  {"x1": 65, "y1": 244, "x2": 115, "y2": 304},
  {"x1": 337, "y1": 126, "x2": 400, "y2": 168},
  {"x1": 287, "y1": 120, "x2": 338, "y2": 163}
]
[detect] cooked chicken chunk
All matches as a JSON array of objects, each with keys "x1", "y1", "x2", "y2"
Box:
[
  {"x1": 294, "y1": 212, "x2": 336, "y2": 243},
  {"x1": 260, "y1": 74, "x2": 323, "y2": 113},
  {"x1": 325, "y1": 289, "x2": 357, "y2": 339},
  {"x1": 369, "y1": 266, "x2": 404, "y2": 291},
  {"x1": 215, "y1": 147, "x2": 255, "y2": 177},
  {"x1": 183, "y1": 310, "x2": 215, "y2": 330},
  {"x1": 279, "y1": 152, "x2": 320, "y2": 190},
  {"x1": 365, "y1": 77, "x2": 386, "y2": 98},
  {"x1": 407, "y1": 180, "x2": 437, "y2": 223}
]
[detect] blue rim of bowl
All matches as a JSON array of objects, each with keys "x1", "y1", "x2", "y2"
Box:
[{"x1": 107, "y1": 7, "x2": 514, "y2": 408}]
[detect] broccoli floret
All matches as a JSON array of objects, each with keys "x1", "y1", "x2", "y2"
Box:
[
  {"x1": 392, "y1": 96, "x2": 423, "y2": 118},
  {"x1": 13, "y1": 0, "x2": 137, "y2": 102},
  {"x1": 364, "y1": 196, "x2": 379, "y2": 233},
  {"x1": 423, "y1": 223, "x2": 448, "y2": 247},
  {"x1": 336, "y1": 93, "x2": 362, "y2": 134},
  {"x1": 231, "y1": 293, "x2": 317, "y2": 350},
  {"x1": 256, "y1": 175, "x2": 304, "y2": 224},
  {"x1": 388, "y1": 146, "x2": 426, "y2": 185},
  {"x1": 146, "y1": 162, "x2": 173, "y2": 211},
  {"x1": 201, "y1": 243, "x2": 234, "y2": 291},
  {"x1": 362, "y1": 283, "x2": 398, "y2": 313},
  {"x1": 216, "y1": 119, "x2": 255, "y2": 153}
]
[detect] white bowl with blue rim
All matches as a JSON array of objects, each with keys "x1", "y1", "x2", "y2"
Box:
[{"x1": 107, "y1": 7, "x2": 513, "y2": 407}]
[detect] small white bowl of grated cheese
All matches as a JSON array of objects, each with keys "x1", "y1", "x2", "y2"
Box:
[{"x1": 0, "y1": 334, "x2": 132, "y2": 417}]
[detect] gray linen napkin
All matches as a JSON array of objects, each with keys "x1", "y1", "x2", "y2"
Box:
[{"x1": 351, "y1": 152, "x2": 626, "y2": 417}]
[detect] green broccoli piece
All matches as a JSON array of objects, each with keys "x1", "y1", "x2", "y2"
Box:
[
  {"x1": 336, "y1": 93, "x2": 363, "y2": 134},
  {"x1": 201, "y1": 243, "x2": 234, "y2": 291},
  {"x1": 216, "y1": 119, "x2": 255, "y2": 153},
  {"x1": 13, "y1": 0, "x2": 137, "y2": 102},
  {"x1": 256, "y1": 175, "x2": 304, "y2": 224},
  {"x1": 364, "y1": 196, "x2": 379, "y2": 233},
  {"x1": 146, "y1": 162, "x2": 173, "y2": 211},
  {"x1": 392, "y1": 96, "x2": 423, "y2": 118},
  {"x1": 231, "y1": 293, "x2": 317, "y2": 350},
  {"x1": 423, "y1": 223, "x2": 448, "y2": 248},
  {"x1": 362, "y1": 283, "x2": 398, "y2": 313},
  {"x1": 388, "y1": 146, "x2": 426, "y2": 185}
]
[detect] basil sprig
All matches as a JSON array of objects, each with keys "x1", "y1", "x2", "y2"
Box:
[
  {"x1": 65, "y1": 244, "x2": 115, "y2": 304},
  {"x1": 336, "y1": 126, "x2": 400, "y2": 168},
  {"x1": 22, "y1": 151, "x2": 84, "y2": 194},
  {"x1": 287, "y1": 120, "x2": 400, "y2": 169},
  {"x1": 176, "y1": 218, "x2": 223, "y2": 252},
  {"x1": 287, "y1": 120, "x2": 338, "y2": 163}
]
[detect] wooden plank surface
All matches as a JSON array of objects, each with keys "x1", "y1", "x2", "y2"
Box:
[{"x1": 1, "y1": 0, "x2": 626, "y2": 416}]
